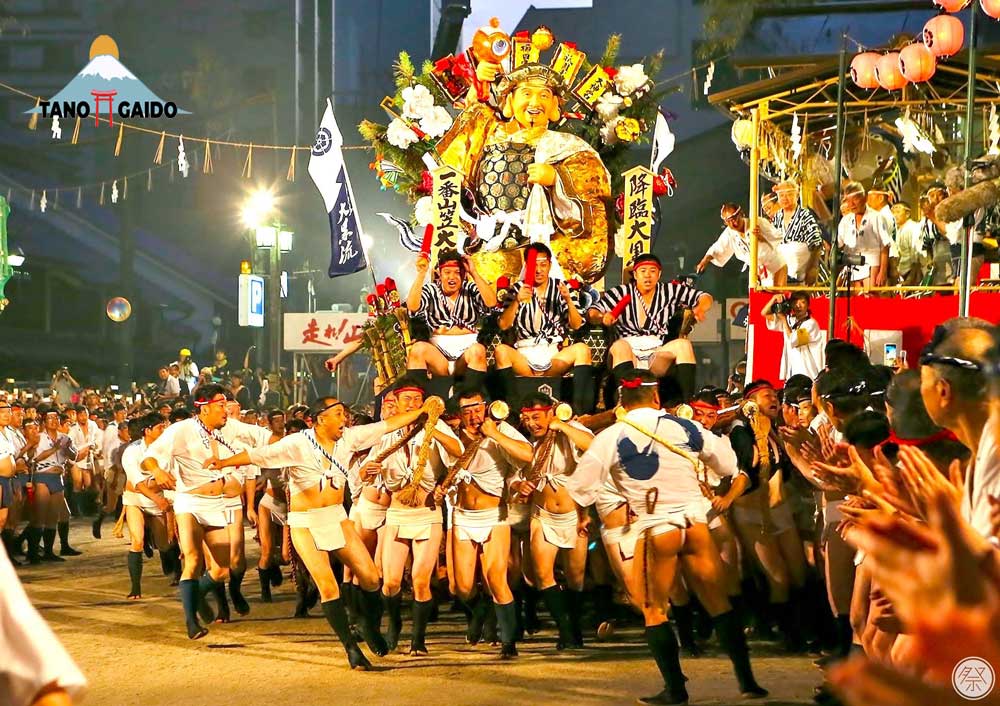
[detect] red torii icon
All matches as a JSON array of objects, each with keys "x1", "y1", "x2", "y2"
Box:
[{"x1": 90, "y1": 89, "x2": 117, "y2": 127}]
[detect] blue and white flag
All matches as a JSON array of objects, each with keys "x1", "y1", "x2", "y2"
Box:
[{"x1": 309, "y1": 99, "x2": 368, "y2": 278}]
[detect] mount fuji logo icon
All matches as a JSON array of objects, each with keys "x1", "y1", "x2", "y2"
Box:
[{"x1": 27, "y1": 35, "x2": 188, "y2": 125}]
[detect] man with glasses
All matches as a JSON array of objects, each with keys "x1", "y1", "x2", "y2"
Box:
[
  {"x1": 141, "y1": 383, "x2": 241, "y2": 639},
  {"x1": 837, "y1": 181, "x2": 892, "y2": 288},
  {"x1": 918, "y1": 318, "x2": 996, "y2": 537},
  {"x1": 494, "y1": 242, "x2": 595, "y2": 413},
  {"x1": 697, "y1": 202, "x2": 787, "y2": 288}
]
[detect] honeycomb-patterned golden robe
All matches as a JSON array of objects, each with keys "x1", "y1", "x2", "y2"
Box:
[{"x1": 436, "y1": 104, "x2": 611, "y2": 285}]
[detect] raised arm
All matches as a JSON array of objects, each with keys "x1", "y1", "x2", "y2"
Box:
[
  {"x1": 464, "y1": 255, "x2": 497, "y2": 308},
  {"x1": 552, "y1": 419, "x2": 595, "y2": 452},
  {"x1": 482, "y1": 419, "x2": 534, "y2": 464},
  {"x1": 407, "y1": 254, "x2": 431, "y2": 314}
]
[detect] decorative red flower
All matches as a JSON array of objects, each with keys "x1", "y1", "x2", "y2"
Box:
[
  {"x1": 653, "y1": 175, "x2": 667, "y2": 196},
  {"x1": 603, "y1": 66, "x2": 618, "y2": 79},
  {"x1": 615, "y1": 193, "x2": 624, "y2": 219},
  {"x1": 567, "y1": 278, "x2": 581, "y2": 290},
  {"x1": 419, "y1": 170, "x2": 434, "y2": 195}
]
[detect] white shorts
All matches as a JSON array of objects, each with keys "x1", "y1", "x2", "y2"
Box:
[
  {"x1": 259, "y1": 493, "x2": 287, "y2": 526},
  {"x1": 122, "y1": 490, "x2": 164, "y2": 515},
  {"x1": 173, "y1": 493, "x2": 228, "y2": 528},
  {"x1": 778, "y1": 241, "x2": 812, "y2": 280},
  {"x1": 386, "y1": 505, "x2": 442, "y2": 541},
  {"x1": 687, "y1": 496, "x2": 724, "y2": 531},
  {"x1": 431, "y1": 333, "x2": 479, "y2": 373},
  {"x1": 533, "y1": 506, "x2": 579, "y2": 549},
  {"x1": 757, "y1": 243, "x2": 788, "y2": 284},
  {"x1": 731, "y1": 500, "x2": 796, "y2": 535},
  {"x1": 515, "y1": 339, "x2": 559, "y2": 372},
  {"x1": 349, "y1": 494, "x2": 388, "y2": 531},
  {"x1": 288, "y1": 503, "x2": 349, "y2": 552},
  {"x1": 600, "y1": 522, "x2": 638, "y2": 561},
  {"x1": 624, "y1": 335, "x2": 664, "y2": 369},
  {"x1": 453, "y1": 505, "x2": 505, "y2": 544},
  {"x1": 633, "y1": 505, "x2": 690, "y2": 538},
  {"x1": 506, "y1": 502, "x2": 531, "y2": 535}
]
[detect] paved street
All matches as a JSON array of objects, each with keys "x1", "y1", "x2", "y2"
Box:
[{"x1": 18, "y1": 521, "x2": 821, "y2": 706}]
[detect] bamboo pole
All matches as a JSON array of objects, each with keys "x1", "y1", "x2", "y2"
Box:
[
  {"x1": 749, "y1": 106, "x2": 761, "y2": 291},
  {"x1": 829, "y1": 38, "x2": 848, "y2": 337},
  {"x1": 960, "y1": 5, "x2": 978, "y2": 317}
]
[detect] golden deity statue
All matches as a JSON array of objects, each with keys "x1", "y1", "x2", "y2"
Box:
[{"x1": 436, "y1": 62, "x2": 611, "y2": 284}]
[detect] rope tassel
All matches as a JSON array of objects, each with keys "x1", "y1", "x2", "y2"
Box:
[
  {"x1": 286, "y1": 148, "x2": 296, "y2": 182},
  {"x1": 202, "y1": 140, "x2": 213, "y2": 174},
  {"x1": 114, "y1": 123, "x2": 124, "y2": 156},
  {"x1": 242, "y1": 143, "x2": 254, "y2": 179},
  {"x1": 27, "y1": 97, "x2": 39, "y2": 130},
  {"x1": 153, "y1": 130, "x2": 166, "y2": 164},
  {"x1": 71, "y1": 116, "x2": 81, "y2": 144}
]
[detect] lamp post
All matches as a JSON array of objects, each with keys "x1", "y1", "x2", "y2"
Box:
[{"x1": 242, "y1": 189, "x2": 293, "y2": 377}]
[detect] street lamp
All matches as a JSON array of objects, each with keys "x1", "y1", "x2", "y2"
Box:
[{"x1": 242, "y1": 188, "x2": 293, "y2": 378}]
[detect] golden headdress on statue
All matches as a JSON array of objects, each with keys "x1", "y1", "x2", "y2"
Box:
[{"x1": 497, "y1": 63, "x2": 567, "y2": 101}]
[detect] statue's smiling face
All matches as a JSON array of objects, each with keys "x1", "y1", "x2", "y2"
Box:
[{"x1": 509, "y1": 79, "x2": 561, "y2": 130}]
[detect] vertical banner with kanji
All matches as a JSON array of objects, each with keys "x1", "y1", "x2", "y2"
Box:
[
  {"x1": 308, "y1": 98, "x2": 368, "y2": 278},
  {"x1": 511, "y1": 32, "x2": 539, "y2": 68},
  {"x1": 431, "y1": 165, "x2": 462, "y2": 267},
  {"x1": 571, "y1": 66, "x2": 612, "y2": 111},
  {"x1": 550, "y1": 42, "x2": 586, "y2": 87},
  {"x1": 621, "y1": 166, "x2": 655, "y2": 278}
]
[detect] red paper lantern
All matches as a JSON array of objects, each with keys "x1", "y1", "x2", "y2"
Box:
[
  {"x1": 982, "y1": 0, "x2": 1000, "y2": 19},
  {"x1": 875, "y1": 53, "x2": 908, "y2": 90},
  {"x1": 923, "y1": 14, "x2": 965, "y2": 57},
  {"x1": 899, "y1": 42, "x2": 937, "y2": 82},
  {"x1": 850, "y1": 52, "x2": 881, "y2": 89},
  {"x1": 933, "y1": 0, "x2": 970, "y2": 10}
]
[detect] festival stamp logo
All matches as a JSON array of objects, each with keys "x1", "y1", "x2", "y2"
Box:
[
  {"x1": 953, "y1": 657, "x2": 995, "y2": 700},
  {"x1": 26, "y1": 34, "x2": 188, "y2": 126}
]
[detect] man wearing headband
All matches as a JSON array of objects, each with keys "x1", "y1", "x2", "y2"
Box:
[
  {"x1": 436, "y1": 388, "x2": 533, "y2": 658},
  {"x1": 514, "y1": 392, "x2": 594, "y2": 649},
  {"x1": 27, "y1": 407, "x2": 86, "y2": 564},
  {"x1": 67, "y1": 404, "x2": 101, "y2": 519},
  {"x1": 120, "y1": 412, "x2": 178, "y2": 599},
  {"x1": 727, "y1": 379, "x2": 808, "y2": 653},
  {"x1": 361, "y1": 376, "x2": 462, "y2": 656},
  {"x1": 140, "y1": 383, "x2": 245, "y2": 639},
  {"x1": 0, "y1": 399, "x2": 18, "y2": 558},
  {"x1": 1, "y1": 400, "x2": 29, "y2": 563},
  {"x1": 94, "y1": 403, "x2": 129, "y2": 538},
  {"x1": 697, "y1": 201, "x2": 787, "y2": 287},
  {"x1": 570, "y1": 369, "x2": 766, "y2": 704},
  {"x1": 837, "y1": 181, "x2": 892, "y2": 287},
  {"x1": 495, "y1": 242, "x2": 594, "y2": 412},
  {"x1": 762, "y1": 291, "x2": 825, "y2": 380},
  {"x1": 589, "y1": 253, "x2": 712, "y2": 400},
  {"x1": 210, "y1": 393, "x2": 438, "y2": 669},
  {"x1": 892, "y1": 200, "x2": 927, "y2": 286},
  {"x1": 760, "y1": 192, "x2": 779, "y2": 223},
  {"x1": 406, "y1": 249, "x2": 495, "y2": 387},
  {"x1": 773, "y1": 180, "x2": 824, "y2": 285},
  {"x1": 347, "y1": 390, "x2": 398, "y2": 568}
]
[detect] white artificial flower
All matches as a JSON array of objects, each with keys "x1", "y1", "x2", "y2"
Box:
[
  {"x1": 414, "y1": 196, "x2": 435, "y2": 226},
  {"x1": 386, "y1": 118, "x2": 419, "y2": 149},
  {"x1": 419, "y1": 105, "x2": 453, "y2": 139},
  {"x1": 614, "y1": 63, "x2": 649, "y2": 96},
  {"x1": 595, "y1": 92, "x2": 623, "y2": 122},
  {"x1": 402, "y1": 84, "x2": 435, "y2": 120},
  {"x1": 600, "y1": 119, "x2": 620, "y2": 146},
  {"x1": 613, "y1": 224, "x2": 625, "y2": 257}
]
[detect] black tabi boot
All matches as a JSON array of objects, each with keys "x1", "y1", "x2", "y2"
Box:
[
  {"x1": 513, "y1": 587, "x2": 526, "y2": 641},
  {"x1": 158, "y1": 547, "x2": 172, "y2": 576},
  {"x1": 714, "y1": 610, "x2": 768, "y2": 699},
  {"x1": 293, "y1": 564, "x2": 311, "y2": 617},
  {"x1": 322, "y1": 598, "x2": 371, "y2": 670},
  {"x1": 672, "y1": 363, "x2": 697, "y2": 400},
  {"x1": 341, "y1": 583, "x2": 358, "y2": 627},
  {"x1": 269, "y1": 563, "x2": 284, "y2": 587},
  {"x1": 565, "y1": 589, "x2": 585, "y2": 648},
  {"x1": 57, "y1": 521, "x2": 81, "y2": 556},
  {"x1": 524, "y1": 585, "x2": 542, "y2": 634},
  {"x1": 409, "y1": 599, "x2": 433, "y2": 655},
  {"x1": 774, "y1": 600, "x2": 805, "y2": 653},
  {"x1": 571, "y1": 364, "x2": 595, "y2": 414},
  {"x1": 26, "y1": 526, "x2": 42, "y2": 564},
  {"x1": 593, "y1": 583, "x2": 614, "y2": 628},
  {"x1": 258, "y1": 566, "x2": 273, "y2": 602},
  {"x1": 91, "y1": 508, "x2": 105, "y2": 539},
  {"x1": 179, "y1": 579, "x2": 208, "y2": 639},
  {"x1": 497, "y1": 367, "x2": 518, "y2": 409},
  {"x1": 540, "y1": 585, "x2": 575, "y2": 650},
  {"x1": 42, "y1": 528, "x2": 65, "y2": 562},
  {"x1": 229, "y1": 569, "x2": 250, "y2": 616},
  {"x1": 127, "y1": 550, "x2": 143, "y2": 598},
  {"x1": 639, "y1": 622, "x2": 689, "y2": 706},
  {"x1": 358, "y1": 588, "x2": 389, "y2": 656},
  {"x1": 496, "y1": 600, "x2": 518, "y2": 659},
  {"x1": 384, "y1": 591, "x2": 403, "y2": 651},
  {"x1": 484, "y1": 601, "x2": 499, "y2": 645},
  {"x1": 612, "y1": 361, "x2": 637, "y2": 384},
  {"x1": 196, "y1": 574, "x2": 219, "y2": 624},
  {"x1": 463, "y1": 368, "x2": 486, "y2": 393},
  {"x1": 465, "y1": 592, "x2": 490, "y2": 645},
  {"x1": 670, "y1": 603, "x2": 702, "y2": 657},
  {"x1": 2, "y1": 529, "x2": 22, "y2": 566},
  {"x1": 169, "y1": 545, "x2": 182, "y2": 586},
  {"x1": 142, "y1": 527, "x2": 154, "y2": 558}
]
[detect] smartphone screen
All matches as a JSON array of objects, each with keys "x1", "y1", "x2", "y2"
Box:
[{"x1": 884, "y1": 343, "x2": 898, "y2": 366}]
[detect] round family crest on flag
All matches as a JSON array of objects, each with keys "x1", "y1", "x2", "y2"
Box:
[{"x1": 313, "y1": 128, "x2": 333, "y2": 156}]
